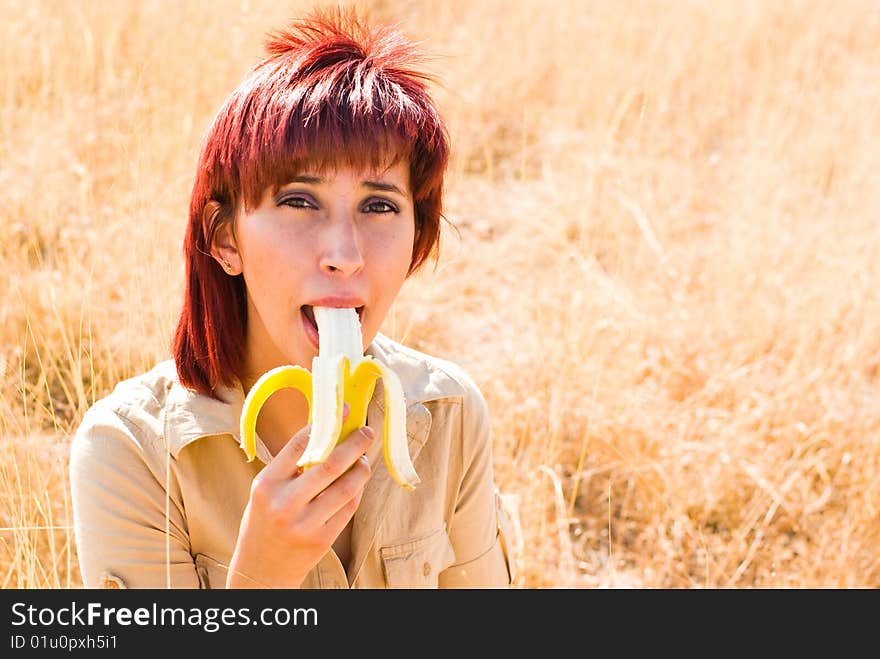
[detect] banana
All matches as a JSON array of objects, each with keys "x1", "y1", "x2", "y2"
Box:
[{"x1": 238, "y1": 306, "x2": 420, "y2": 490}]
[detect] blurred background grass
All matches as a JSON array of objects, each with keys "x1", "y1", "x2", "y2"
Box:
[{"x1": 1, "y1": 0, "x2": 878, "y2": 587}]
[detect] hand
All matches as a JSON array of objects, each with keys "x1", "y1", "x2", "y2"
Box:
[{"x1": 226, "y1": 409, "x2": 375, "y2": 588}]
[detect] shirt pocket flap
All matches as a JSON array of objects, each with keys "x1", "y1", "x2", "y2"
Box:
[
  {"x1": 380, "y1": 526, "x2": 455, "y2": 588},
  {"x1": 194, "y1": 553, "x2": 230, "y2": 590}
]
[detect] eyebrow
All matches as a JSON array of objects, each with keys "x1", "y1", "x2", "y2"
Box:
[{"x1": 287, "y1": 175, "x2": 406, "y2": 196}]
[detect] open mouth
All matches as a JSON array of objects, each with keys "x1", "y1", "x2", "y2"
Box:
[{"x1": 301, "y1": 305, "x2": 364, "y2": 333}]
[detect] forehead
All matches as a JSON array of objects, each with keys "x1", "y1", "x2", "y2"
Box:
[
  {"x1": 295, "y1": 155, "x2": 409, "y2": 181},
  {"x1": 241, "y1": 131, "x2": 414, "y2": 211},
  {"x1": 268, "y1": 147, "x2": 411, "y2": 195}
]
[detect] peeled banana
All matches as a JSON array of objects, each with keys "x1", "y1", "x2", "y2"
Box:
[{"x1": 238, "y1": 307, "x2": 420, "y2": 490}]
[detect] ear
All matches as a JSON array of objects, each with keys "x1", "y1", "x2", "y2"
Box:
[{"x1": 205, "y1": 200, "x2": 242, "y2": 276}]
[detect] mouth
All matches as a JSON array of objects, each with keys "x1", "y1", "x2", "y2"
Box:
[{"x1": 301, "y1": 304, "x2": 364, "y2": 336}]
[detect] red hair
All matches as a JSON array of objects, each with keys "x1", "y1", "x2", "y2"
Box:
[{"x1": 173, "y1": 6, "x2": 450, "y2": 398}]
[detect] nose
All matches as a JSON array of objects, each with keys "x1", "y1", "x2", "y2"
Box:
[{"x1": 319, "y1": 213, "x2": 365, "y2": 276}]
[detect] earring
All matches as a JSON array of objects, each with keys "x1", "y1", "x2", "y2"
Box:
[{"x1": 220, "y1": 259, "x2": 234, "y2": 274}]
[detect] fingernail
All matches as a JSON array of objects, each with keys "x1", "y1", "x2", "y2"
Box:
[{"x1": 342, "y1": 402, "x2": 350, "y2": 420}]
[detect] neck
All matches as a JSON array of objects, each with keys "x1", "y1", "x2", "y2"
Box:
[
  {"x1": 241, "y1": 316, "x2": 316, "y2": 455},
  {"x1": 253, "y1": 388, "x2": 312, "y2": 457}
]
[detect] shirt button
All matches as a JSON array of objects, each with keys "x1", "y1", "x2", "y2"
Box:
[{"x1": 422, "y1": 561, "x2": 431, "y2": 576}]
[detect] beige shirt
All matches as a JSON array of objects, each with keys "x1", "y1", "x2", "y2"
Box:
[{"x1": 69, "y1": 333, "x2": 513, "y2": 589}]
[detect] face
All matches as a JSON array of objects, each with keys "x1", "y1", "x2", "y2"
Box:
[{"x1": 216, "y1": 158, "x2": 416, "y2": 384}]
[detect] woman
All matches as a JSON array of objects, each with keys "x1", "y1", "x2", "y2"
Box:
[{"x1": 69, "y1": 7, "x2": 513, "y2": 589}]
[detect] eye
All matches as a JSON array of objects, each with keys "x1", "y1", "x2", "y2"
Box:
[
  {"x1": 363, "y1": 199, "x2": 398, "y2": 214},
  {"x1": 279, "y1": 195, "x2": 316, "y2": 209}
]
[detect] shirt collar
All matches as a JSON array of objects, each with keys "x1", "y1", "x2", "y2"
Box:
[{"x1": 163, "y1": 332, "x2": 460, "y2": 459}]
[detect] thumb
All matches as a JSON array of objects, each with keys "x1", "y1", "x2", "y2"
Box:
[
  {"x1": 268, "y1": 422, "x2": 312, "y2": 477},
  {"x1": 270, "y1": 402, "x2": 350, "y2": 475}
]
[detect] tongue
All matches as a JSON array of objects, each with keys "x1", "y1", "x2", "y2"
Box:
[{"x1": 303, "y1": 305, "x2": 318, "y2": 330}]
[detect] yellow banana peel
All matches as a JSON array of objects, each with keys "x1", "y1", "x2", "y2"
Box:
[{"x1": 238, "y1": 307, "x2": 419, "y2": 490}]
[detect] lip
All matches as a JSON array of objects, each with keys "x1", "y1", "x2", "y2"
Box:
[
  {"x1": 300, "y1": 298, "x2": 366, "y2": 351},
  {"x1": 305, "y1": 297, "x2": 367, "y2": 309},
  {"x1": 303, "y1": 298, "x2": 365, "y2": 323}
]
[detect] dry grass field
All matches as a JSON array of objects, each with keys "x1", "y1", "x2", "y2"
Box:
[{"x1": 1, "y1": 0, "x2": 879, "y2": 588}]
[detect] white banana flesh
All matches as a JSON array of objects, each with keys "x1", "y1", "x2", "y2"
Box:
[{"x1": 296, "y1": 306, "x2": 420, "y2": 490}]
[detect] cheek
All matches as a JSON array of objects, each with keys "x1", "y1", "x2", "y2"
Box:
[
  {"x1": 366, "y1": 226, "x2": 413, "y2": 303},
  {"x1": 242, "y1": 219, "x2": 308, "y2": 273},
  {"x1": 240, "y1": 225, "x2": 311, "y2": 311},
  {"x1": 243, "y1": 241, "x2": 286, "y2": 293},
  {"x1": 376, "y1": 236, "x2": 414, "y2": 288},
  {"x1": 381, "y1": 221, "x2": 416, "y2": 269}
]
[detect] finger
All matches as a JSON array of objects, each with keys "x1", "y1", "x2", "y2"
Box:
[
  {"x1": 305, "y1": 453, "x2": 370, "y2": 528},
  {"x1": 296, "y1": 425, "x2": 376, "y2": 496},
  {"x1": 270, "y1": 401, "x2": 354, "y2": 475},
  {"x1": 262, "y1": 423, "x2": 312, "y2": 479},
  {"x1": 318, "y1": 467, "x2": 369, "y2": 539},
  {"x1": 305, "y1": 456, "x2": 370, "y2": 537}
]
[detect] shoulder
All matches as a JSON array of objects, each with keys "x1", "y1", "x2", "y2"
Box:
[
  {"x1": 369, "y1": 333, "x2": 488, "y2": 415},
  {"x1": 70, "y1": 359, "x2": 179, "y2": 466}
]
